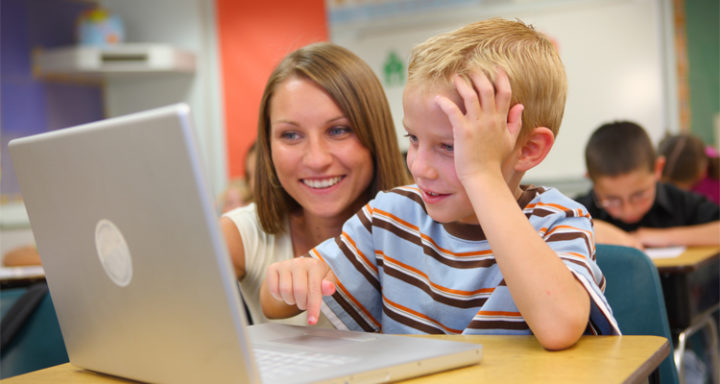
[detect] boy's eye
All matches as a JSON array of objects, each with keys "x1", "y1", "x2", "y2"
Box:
[
  {"x1": 404, "y1": 133, "x2": 418, "y2": 144},
  {"x1": 440, "y1": 143, "x2": 454, "y2": 152}
]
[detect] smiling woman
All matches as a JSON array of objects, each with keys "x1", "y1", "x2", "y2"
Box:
[{"x1": 219, "y1": 42, "x2": 409, "y2": 327}]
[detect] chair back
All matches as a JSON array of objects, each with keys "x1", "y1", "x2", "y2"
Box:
[
  {"x1": 596, "y1": 244, "x2": 679, "y2": 384},
  {"x1": 1, "y1": 282, "x2": 68, "y2": 378}
]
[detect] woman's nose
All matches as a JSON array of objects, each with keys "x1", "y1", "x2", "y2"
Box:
[{"x1": 303, "y1": 136, "x2": 333, "y2": 169}]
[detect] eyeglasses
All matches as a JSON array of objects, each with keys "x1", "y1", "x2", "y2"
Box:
[{"x1": 593, "y1": 185, "x2": 655, "y2": 210}]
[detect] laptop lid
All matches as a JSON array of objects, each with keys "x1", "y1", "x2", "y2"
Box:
[{"x1": 9, "y1": 104, "x2": 482, "y2": 384}]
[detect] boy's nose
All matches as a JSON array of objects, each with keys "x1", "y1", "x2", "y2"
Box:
[{"x1": 408, "y1": 150, "x2": 437, "y2": 180}]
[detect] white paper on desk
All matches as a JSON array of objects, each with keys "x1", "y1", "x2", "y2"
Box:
[
  {"x1": 644, "y1": 246, "x2": 686, "y2": 259},
  {"x1": 0, "y1": 265, "x2": 45, "y2": 280}
]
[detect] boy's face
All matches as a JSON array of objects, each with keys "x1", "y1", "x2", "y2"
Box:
[
  {"x1": 402, "y1": 83, "x2": 479, "y2": 224},
  {"x1": 591, "y1": 167, "x2": 659, "y2": 225}
]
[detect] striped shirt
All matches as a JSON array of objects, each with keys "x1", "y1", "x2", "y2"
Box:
[{"x1": 314, "y1": 185, "x2": 620, "y2": 336}]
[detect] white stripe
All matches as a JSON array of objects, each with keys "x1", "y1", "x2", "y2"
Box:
[
  {"x1": 572, "y1": 271, "x2": 621, "y2": 335},
  {"x1": 383, "y1": 258, "x2": 492, "y2": 301}
]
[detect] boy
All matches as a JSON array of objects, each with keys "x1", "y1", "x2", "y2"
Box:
[
  {"x1": 261, "y1": 19, "x2": 620, "y2": 351},
  {"x1": 575, "y1": 121, "x2": 720, "y2": 249}
]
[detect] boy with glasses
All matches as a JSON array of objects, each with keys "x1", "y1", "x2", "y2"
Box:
[{"x1": 575, "y1": 121, "x2": 719, "y2": 249}]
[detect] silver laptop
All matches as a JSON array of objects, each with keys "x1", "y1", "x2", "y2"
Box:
[{"x1": 9, "y1": 104, "x2": 482, "y2": 384}]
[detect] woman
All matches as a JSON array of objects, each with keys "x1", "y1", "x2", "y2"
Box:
[{"x1": 220, "y1": 42, "x2": 409, "y2": 327}]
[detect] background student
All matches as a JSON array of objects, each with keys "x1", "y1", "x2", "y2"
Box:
[
  {"x1": 262, "y1": 19, "x2": 619, "y2": 351},
  {"x1": 220, "y1": 42, "x2": 409, "y2": 326},
  {"x1": 575, "y1": 121, "x2": 720, "y2": 249},
  {"x1": 658, "y1": 132, "x2": 720, "y2": 205}
]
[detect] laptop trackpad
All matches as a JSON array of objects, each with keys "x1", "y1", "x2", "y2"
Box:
[{"x1": 271, "y1": 330, "x2": 376, "y2": 350}]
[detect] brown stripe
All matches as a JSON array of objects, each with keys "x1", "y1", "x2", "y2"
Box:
[
  {"x1": 357, "y1": 205, "x2": 372, "y2": 232},
  {"x1": 546, "y1": 231, "x2": 593, "y2": 257},
  {"x1": 383, "y1": 265, "x2": 489, "y2": 308},
  {"x1": 391, "y1": 187, "x2": 426, "y2": 209},
  {"x1": 440, "y1": 221, "x2": 487, "y2": 241},
  {"x1": 531, "y1": 208, "x2": 556, "y2": 217},
  {"x1": 562, "y1": 258, "x2": 596, "y2": 280},
  {"x1": 335, "y1": 237, "x2": 381, "y2": 291},
  {"x1": 374, "y1": 219, "x2": 496, "y2": 269},
  {"x1": 382, "y1": 303, "x2": 445, "y2": 334},
  {"x1": 331, "y1": 291, "x2": 377, "y2": 332}
]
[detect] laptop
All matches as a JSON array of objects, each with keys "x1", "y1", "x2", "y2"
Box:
[{"x1": 8, "y1": 104, "x2": 482, "y2": 384}]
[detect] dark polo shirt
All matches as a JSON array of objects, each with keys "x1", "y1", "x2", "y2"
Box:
[{"x1": 574, "y1": 182, "x2": 720, "y2": 232}]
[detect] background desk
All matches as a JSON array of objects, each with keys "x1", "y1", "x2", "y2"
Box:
[
  {"x1": 652, "y1": 246, "x2": 719, "y2": 332},
  {"x1": 1, "y1": 335, "x2": 669, "y2": 384},
  {"x1": 652, "y1": 246, "x2": 720, "y2": 383}
]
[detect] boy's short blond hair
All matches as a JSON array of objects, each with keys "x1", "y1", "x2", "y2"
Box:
[{"x1": 407, "y1": 18, "x2": 567, "y2": 140}]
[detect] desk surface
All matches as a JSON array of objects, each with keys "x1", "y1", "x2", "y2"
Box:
[
  {"x1": 1, "y1": 335, "x2": 669, "y2": 384},
  {"x1": 651, "y1": 246, "x2": 719, "y2": 273}
]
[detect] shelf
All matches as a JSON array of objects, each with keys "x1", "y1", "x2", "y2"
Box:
[{"x1": 33, "y1": 43, "x2": 196, "y2": 79}]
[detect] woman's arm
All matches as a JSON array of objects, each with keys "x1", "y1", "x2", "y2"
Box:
[{"x1": 220, "y1": 216, "x2": 246, "y2": 280}]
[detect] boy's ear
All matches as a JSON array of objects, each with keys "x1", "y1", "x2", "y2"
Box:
[{"x1": 514, "y1": 127, "x2": 555, "y2": 172}]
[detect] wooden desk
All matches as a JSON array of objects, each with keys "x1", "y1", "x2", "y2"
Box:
[{"x1": 1, "y1": 335, "x2": 669, "y2": 384}]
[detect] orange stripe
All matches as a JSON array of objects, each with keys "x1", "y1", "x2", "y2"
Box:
[
  {"x1": 563, "y1": 251, "x2": 588, "y2": 260},
  {"x1": 372, "y1": 208, "x2": 492, "y2": 257},
  {"x1": 545, "y1": 224, "x2": 592, "y2": 238},
  {"x1": 336, "y1": 280, "x2": 381, "y2": 328},
  {"x1": 383, "y1": 295, "x2": 462, "y2": 334},
  {"x1": 476, "y1": 310, "x2": 522, "y2": 317},
  {"x1": 341, "y1": 231, "x2": 378, "y2": 274},
  {"x1": 379, "y1": 252, "x2": 494, "y2": 296}
]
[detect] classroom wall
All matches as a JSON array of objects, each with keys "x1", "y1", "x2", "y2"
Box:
[
  {"x1": 330, "y1": 0, "x2": 676, "y2": 186},
  {"x1": 0, "y1": 0, "x2": 104, "y2": 203},
  {"x1": 215, "y1": 0, "x2": 328, "y2": 180},
  {"x1": 684, "y1": 0, "x2": 719, "y2": 145}
]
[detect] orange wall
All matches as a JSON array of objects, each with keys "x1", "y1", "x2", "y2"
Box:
[{"x1": 216, "y1": 0, "x2": 328, "y2": 179}]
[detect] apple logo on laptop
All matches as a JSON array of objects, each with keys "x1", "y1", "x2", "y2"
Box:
[{"x1": 95, "y1": 219, "x2": 133, "y2": 287}]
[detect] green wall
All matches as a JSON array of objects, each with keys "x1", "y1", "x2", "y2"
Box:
[{"x1": 685, "y1": 0, "x2": 720, "y2": 145}]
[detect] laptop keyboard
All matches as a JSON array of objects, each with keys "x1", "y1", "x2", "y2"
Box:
[{"x1": 255, "y1": 348, "x2": 359, "y2": 378}]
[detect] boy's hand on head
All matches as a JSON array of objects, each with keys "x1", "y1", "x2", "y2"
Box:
[
  {"x1": 435, "y1": 69, "x2": 524, "y2": 182},
  {"x1": 266, "y1": 258, "x2": 336, "y2": 325}
]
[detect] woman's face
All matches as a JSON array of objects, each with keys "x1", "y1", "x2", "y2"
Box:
[{"x1": 269, "y1": 77, "x2": 374, "y2": 219}]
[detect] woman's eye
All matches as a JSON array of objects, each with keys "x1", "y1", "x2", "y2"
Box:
[
  {"x1": 404, "y1": 134, "x2": 418, "y2": 144},
  {"x1": 328, "y1": 126, "x2": 352, "y2": 136},
  {"x1": 280, "y1": 131, "x2": 300, "y2": 140},
  {"x1": 441, "y1": 143, "x2": 454, "y2": 152}
]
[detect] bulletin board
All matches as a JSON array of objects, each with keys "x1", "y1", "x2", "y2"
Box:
[{"x1": 329, "y1": 0, "x2": 676, "y2": 181}]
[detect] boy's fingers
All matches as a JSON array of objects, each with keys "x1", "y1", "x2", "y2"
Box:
[
  {"x1": 277, "y1": 267, "x2": 295, "y2": 305},
  {"x1": 305, "y1": 262, "x2": 328, "y2": 325},
  {"x1": 292, "y1": 267, "x2": 309, "y2": 311},
  {"x1": 493, "y1": 68, "x2": 512, "y2": 112},
  {"x1": 453, "y1": 75, "x2": 481, "y2": 119},
  {"x1": 321, "y1": 279, "x2": 336, "y2": 296},
  {"x1": 266, "y1": 265, "x2": 281, "y2": 301},
  {"x1": 435, "y1": 95, "x2": 465, "y2": 129},
  {"x1": 469, "y1": 71, "x2": 495, "y2": 113},
  {"x1": 507, "y1": 103, "x2": 524, "y2": 138}
]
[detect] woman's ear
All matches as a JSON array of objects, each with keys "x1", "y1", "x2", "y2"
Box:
[{"x1": 514, "y1": 127, "x2": 555, "y2": 172}]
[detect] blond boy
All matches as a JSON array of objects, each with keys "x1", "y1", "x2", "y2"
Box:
[{"x1": 261, "y1": 19, "x2": 620, "y2": 350}]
